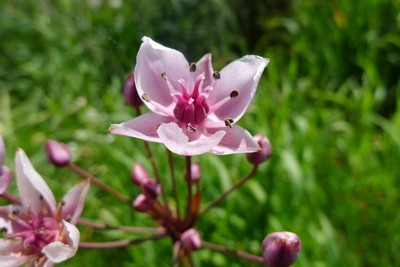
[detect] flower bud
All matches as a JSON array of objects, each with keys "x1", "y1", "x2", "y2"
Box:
[
  {"x1": 131, "y1": 164, "x2": 150, "y2": 185},
  {"x1": 45, "y1": 140, "x2": 72, "y2": 167},
  {"x1": 0, "y1": 166, "x2": 12, "y2": 195},
  {"x1": 262, "y1": 231, "x2": 301, "y2": 267},
  {"x1": 132, "y1": 194, "x2": 153, "y2": 212},
  {"x1": 246, "y1": 134, "x2": 272, "y2": 165},
  {"x1": 186, "y1": 162, "x2": 201, "y2": 184},
  {"x1": 141, "y1": 179, "x2": 161, "y2": 199},
  {"x1": 180, "y1": 228, "x2": 201, "y2": 252},
  {"x1": 123, "y1": 72, "x2": 143, "y2": 108}
]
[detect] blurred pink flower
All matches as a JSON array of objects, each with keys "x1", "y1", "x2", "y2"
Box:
[
  {"x1": 110, "y1": 37, "x2": 269, "y2": 155},
  {"x1": 0, "y1": 136, "x2": 12, "y2": 195},
  {"x1": 0, "y1": 149, "x2": 90, "y2": 267}
]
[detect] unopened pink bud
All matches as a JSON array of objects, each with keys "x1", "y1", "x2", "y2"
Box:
[
  {"x1": 246, "y1": 134, "x2": 272, "y2": 165},
  {"x1": 123, "y1": 72, "x2": 143, "y2": 108},
  {"x1": 141, "y1": 179, "x2": 161, "y2": 199},
  {"x1": 0, "y1": 166, "x2": 12, "y2": 195},
  {"x1": 45, "y1": 140, "x2": 72, "y2": 167},
  {"x1": 185, "y1": 162, "x2": 201, "y2": 184},
  {"x1": 180, "y1": 228, "x2": 201, "y2": 252},
  {"x1": 262, "y1": 231, "x2": 301, "y2": 267},
  {"x1": 131, "y1": 164, "x2": 150, "y2": 185},
  {"x1": 132, "y1": 194, "x2": 153, "y2": 212}
]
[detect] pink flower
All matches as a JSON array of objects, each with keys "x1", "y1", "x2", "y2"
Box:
[
  {"x1": 0, "y1": 149, "x2": 90, "y2": 267},
  {"x1": 110, "y1": 37, "x2": 269, "y2": 155}
]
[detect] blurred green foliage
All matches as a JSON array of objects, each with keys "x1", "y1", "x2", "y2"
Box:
[{"x1": 0, "y1": 0, "x2": 399, "y2": 266}]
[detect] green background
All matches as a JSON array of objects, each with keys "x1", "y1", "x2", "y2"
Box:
[{"x1": 1, "y1": 0, "x2": 399, "y2": 266}]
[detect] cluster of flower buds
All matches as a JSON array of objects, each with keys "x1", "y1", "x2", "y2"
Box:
[{"x1": 131, "y1": 164, "x2": 161, "y2": 212}]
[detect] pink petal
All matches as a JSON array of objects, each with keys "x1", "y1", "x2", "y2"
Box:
[
  {"x1": 157, "y1": 122, "x2": 226, "y2": 155},
  {"x1": 109, "y1": 113, "x2": 174, "y2": 142},
  {"x1": 42, "y1": 220, "x2": 79, "y2": 263},
  {"x1": 192, "y1": 53, "x2": 214, "y2": 88},
  {"x1": 208, "y1": 55, "x2": 269, "y2": 122},
  {"x1": 0, "y1": 239, "x2": 31, "y2": 267},
  {"x1": 15, "y1": 149, "x2": 57, "y2": 216},
  {"x1": 209, "y1": 125, "x2": 260, "y2": 155},
  {"x1": 61, "y1": 179, "x2": 90, "y2": 225},
  {"x1": 0, "y1": 166, "x2": 12, "y2": 195},
  {"x1": 134, "y1": 37, "x2": 190, "y2": 116}
]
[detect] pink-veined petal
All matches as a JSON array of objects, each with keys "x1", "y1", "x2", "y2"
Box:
[
  {"x1": 0, "y1": 136, "x2": 5, "y2": 167},
  {"x1": 0, "y1": 255, "x2": 31, "y2": 267},
  {"x1": 61, "y1": 179, "x2": 90, "y2": 225},
  {"x1": 192, "y1": 53, "x2": 214, "y2": 88},
  {"x1": 109, "y1": 113, "x2": 174, "y2": 142},
  {"x1": 42, "y1": 220, "x2": 79, "y2": 263},
  {"x1": 0, "y1": 166, "x2": 12, "y2": 195},
  {"x1": 208, "y1": 55, "x2": 269, "y2": 122},
  {"x1": 15, "y1": 149, "x2": 57, "y2": 216},
  {"x1": 209, "y1": 125, "x2": 260, "y2": 155},
  {"x1": 157, "y1": 122, "x2": 226, "y2": 155},
  {"x1": 0, "y1": 239, "x2": 31, "y2": 267},
  {"x1": 134, "y1": 36, "x2": 190, "y2": 116}
]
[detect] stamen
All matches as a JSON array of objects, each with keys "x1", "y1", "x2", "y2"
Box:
[
  {"x1": 161, "y1": 72, "x2": 167, "y2": 80},
  {"x1": 230, "y1": 90, "x2": 239, "y2": 98},
  {"x1": 141, "y1": 94, "x2": 151, "y2": 102},
  {"x1": 189, "y1": 63, "x2": 197, "y2": 72},
  {"x1": 224, "y1": 118, "x2": 234, "y2": 128},
  {"x1": 187, "y1": 123, "x2": 197, "y2": 133},
  {"x1": 213, "y1": 71, "x2": 221, "y2": 79}
]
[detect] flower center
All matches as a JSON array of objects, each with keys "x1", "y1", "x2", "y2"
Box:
[
  {"x1": 5, "y1": 208, "x2": 58, "y2": 255},
  {"x1": 171, "y1": 75, "x2": 212, "y2": 126}
]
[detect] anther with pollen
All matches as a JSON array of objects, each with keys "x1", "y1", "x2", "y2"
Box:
[
  {"x1": 189, "y1": 63, "x2": 196, "y2": 72},
  {"x1": 230, "y1": 90, "x2": 239, "y2": 98},
  {"x1": 213, "y1": 71, "x2": 221, "y2": 79},
  {"x1": 188, "y1": 123, "x2": 197, "y2": 133},
  {"x1": 224, "y1": 118, "x2": 234, "y2": 128},
  {"x1": 161, "y1": 72, "x2": 167, "y2": 80},
  {"x1": 141, "y1": 93, "x2": 151, "y2": 102}
]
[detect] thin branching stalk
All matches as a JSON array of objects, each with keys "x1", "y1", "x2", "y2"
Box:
[
  {"x1": 199, "y1": 165, "x2": 258, "y2": 217},
  {"x1": 0, "y1": 192, "x2": 21, "y2": 205},
  {"x1": 184, "y1": 156, "x2": 193, "y2": 224},
  {"x1": 79, "y1": 233, "x2": 166, "y2": 249},
  {"x1": 67, "y1": 162, "x2": 130, "y2": 204},
  {"x1": 135, "y1": 106, "x2": 170, "y2": 210},
  {"x1": 168, "y1": 150, "x2": 180, "y2": 218},
  {"x1": 78, "y1": 218, "x2": 164, "y2": 234},
  {"x1": 201, "y1": 241, "x2": 265, "y2": 264}
]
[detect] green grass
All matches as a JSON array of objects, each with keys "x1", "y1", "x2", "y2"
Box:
[{"x1": 1, "y1": 0, "x2": 399, "y2": 266}]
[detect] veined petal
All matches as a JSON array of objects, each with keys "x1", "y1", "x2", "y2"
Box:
[
  {"x1": 134, "y1": 37, "x2": 189, "y2": 116},
  {"x1": 109, "y1": 113, "x2": 174, "y2": 142},
  {"x1": 0, "y1": 255, "x2": 31, "y2": 267},
  {"x1": 209, "y1": 125, "x2": 260, "y2": 155},
  {"x1": 42, "y1": 220, "x2": 79, "y2": 263},
  {"x1": 192, "y1": 53, "x2": 214, "y2": 89},
  {"x1": 61, "y1": 179, "x2": 90, "y2": 225},
  {"x1": 0, "y1": 166, "x2": 12, "y2": 195},
  {"x1": 15, "y1": 149, "x2": 57, "y2": 216},
  {"x1": 157, "y1": 122, "x2": 226, "y2": 155},
  {"x1": 209, "y1": 55, "x2": 269, "y2": 122}
]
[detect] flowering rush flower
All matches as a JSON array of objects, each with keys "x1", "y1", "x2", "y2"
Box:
[
  {"x1": 0, "y1": 149, "x2": 90, "y2": 267},
  {"x1": 110, "y1": 37, "x2": 269, "y2": 155}
]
